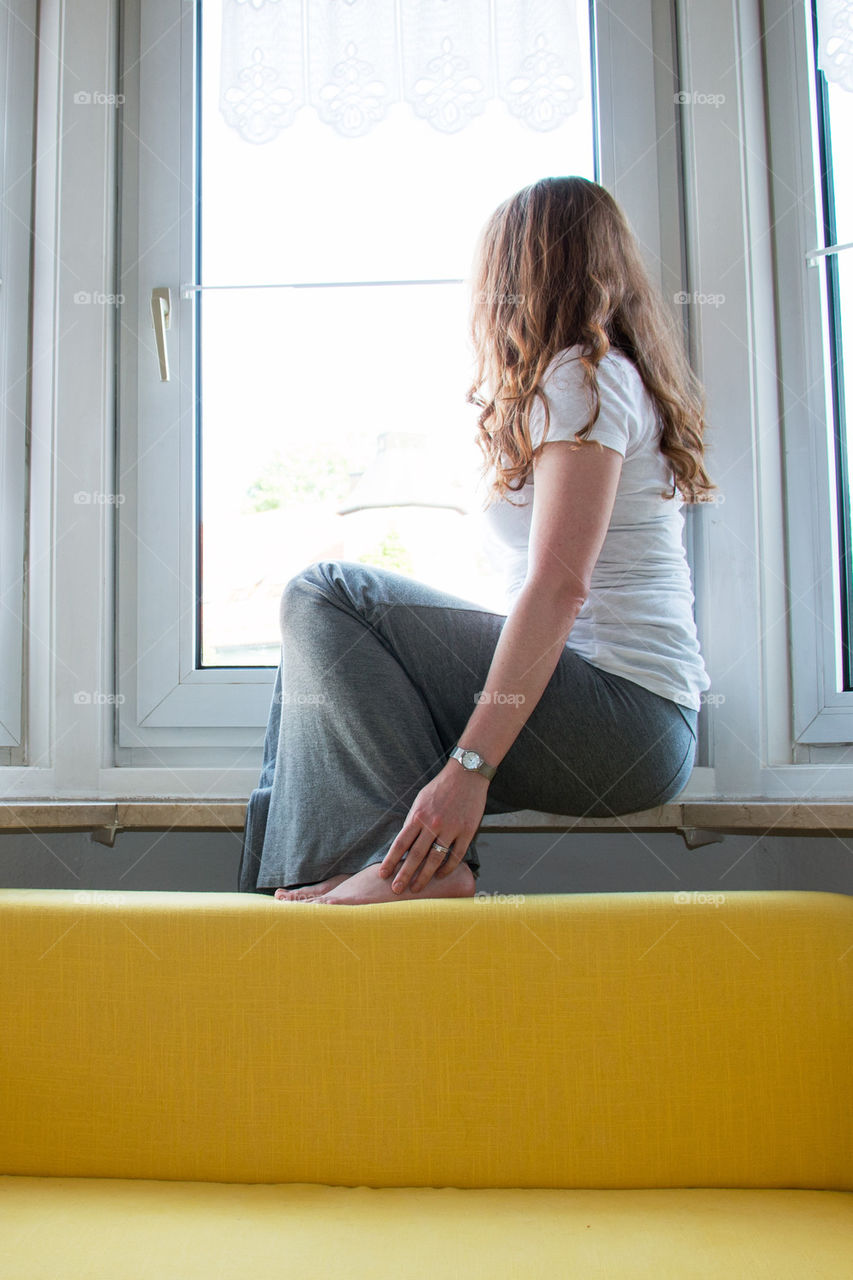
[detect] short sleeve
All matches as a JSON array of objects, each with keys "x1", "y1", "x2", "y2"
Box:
[{"x1": 527, "y1": 350, "x2": 636, "y2": 458}]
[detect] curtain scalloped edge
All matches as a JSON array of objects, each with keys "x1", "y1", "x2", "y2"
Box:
[{"x1": 815, "y1": 0, "x2": 853, "y2": 93}]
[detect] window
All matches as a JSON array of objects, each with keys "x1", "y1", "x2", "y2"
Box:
[
  {"x1": 117, "y1": 0, "x2": 681, "y2": 753},
  {"x1": 811, "y1": 0, "x2": 853, "y2": 693},
  {"x1": 197, "y1": 1, "x2": 594, "y2": 667},
  {"x1": 9, "y1": 0, "x2": 727, "y2": 799},
  {"x1": 17, "y1": 0, "x2": 846, "y2": 799},
  {"x1": 764, "y1": 0, "x2": 853, "y2": 748},
  {"x1": 0, "y1": 0, "x2": 37, "y2": 764}
]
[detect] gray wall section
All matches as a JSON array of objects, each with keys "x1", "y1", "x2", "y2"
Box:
[{"x1": 0, "y1": 830, "x2": 851, "y2": 896}]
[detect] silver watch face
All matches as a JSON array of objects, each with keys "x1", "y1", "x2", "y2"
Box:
[{"x1": 461, "y1": 750, "x2": 481, "y2": 769}]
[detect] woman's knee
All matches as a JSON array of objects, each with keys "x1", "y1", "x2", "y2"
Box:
[
  {"x1": 279, "y1": 561, "x2": 326, "y2": 635},
  {"x1": 279, "y1": 559, "x2": 372, "y2": 638}
]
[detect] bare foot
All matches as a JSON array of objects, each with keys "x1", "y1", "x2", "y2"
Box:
[
  {"x1": 279, "y1": 860, "x2": 476, "y2": 905},
  {"x1": 274, "y1": 874, "x2": 351, "y2": 901}
]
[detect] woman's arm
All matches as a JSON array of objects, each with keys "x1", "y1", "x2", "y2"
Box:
[
  {"x1": 443, "y1": 436, "x2": 624, "y2": 769},
  {"x1": 380, "y1": 437, "x2": 624, "y2": 893}
]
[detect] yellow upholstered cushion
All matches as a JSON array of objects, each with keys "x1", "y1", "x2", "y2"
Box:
[
  {"x1": 1, "y1": 1179, "x2": 853, "y2": 1278},
  {"x1": 0, "y1": 888, "x2": 851, "y2": 1189}
]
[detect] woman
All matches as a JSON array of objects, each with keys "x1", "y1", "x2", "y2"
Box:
[{"x1": 237, "y1": 175, "x2": 715, "y2": 906}]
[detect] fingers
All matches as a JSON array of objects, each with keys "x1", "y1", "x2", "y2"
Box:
[
  {"x1": 387, "y1": 825, "x2": 438, "y2": 894},
  {"x1": 378, "y1": 819, "x2": 419, "y2": 880},
  {"x1": 433, "y1": 850, "x2": 465, "y2": 879},
  {"x1": 379, "y1": 813, "x2": 446, "y2": 888},
  {"x1": 408, "y1": 842, "x2": 455, "y2": 894},
  {"x1": 400, "y1": 833, "x2": 471, "y2": 894},
  {"x1": 377, "y1": 799, "x2": 474, "y2": 894}
]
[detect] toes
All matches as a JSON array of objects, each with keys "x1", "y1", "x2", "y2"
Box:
[
  {"x1": 273, "y1": 874, "x2": 351, "y2": 901},
  {"x1": 275, "y1": 883, "x2": 321, "y2": 899}
]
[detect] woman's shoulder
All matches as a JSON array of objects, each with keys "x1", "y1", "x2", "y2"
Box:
[
  {"x1": 542, "y1": 345, "x2": 652, "y2": 428},
  {"x1": 540, "y1": 345, "x2": 660, "y2": 460},
  {"x1": 544, "y1": 344, "x2": 642, "y2": 393}
]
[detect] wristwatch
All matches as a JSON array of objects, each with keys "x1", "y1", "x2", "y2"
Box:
[{"x1": 449, "y1": 744, "x2": 497, "y2": 781}]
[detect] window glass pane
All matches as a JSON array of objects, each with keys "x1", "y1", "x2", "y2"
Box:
[
  {"x1": 814, "y1": 26, "x2": 853, "y2": 687},
  {"x1": 198, "y1": 3, "x2": 596, "y2": 666},
  {"x1": 824, "y1": 83, "x2": 852, "y2": 244},
  {"x1": 824, "y1": 79, "x2": 852, "y2": 468}
]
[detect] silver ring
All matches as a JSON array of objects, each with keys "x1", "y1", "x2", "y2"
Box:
[{"x1": 430, "y1": 841, "x2": 452, "y2": 855}]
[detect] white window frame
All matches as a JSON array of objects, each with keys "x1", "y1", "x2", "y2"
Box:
[
  {"x1": 114, "y1": 0, "x2": 698, "y2": 749},
  {"x1": 763, "y1": 0, "x2": 853, "y2": 751},
  {"x1": 16, "y1": 0, "x2": 847, "y2": 800},
  {"x1": 117, "y1": 0, "x2": 276, "y2": 757},
  {"x1": 0, "y1": 0, "x2": 36, "y2": 762}
]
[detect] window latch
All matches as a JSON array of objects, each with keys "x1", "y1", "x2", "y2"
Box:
[
  {"x1": 150, "y1": 286, "x2": 171, "y2": 381},
  {"x1": 805, "y1": 240, "x2": 853, "y2": 267}
]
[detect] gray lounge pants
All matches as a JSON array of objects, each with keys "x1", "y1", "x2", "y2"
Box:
[{"x1": 237, "y1": 559, "x2": 698, "y2": 894}]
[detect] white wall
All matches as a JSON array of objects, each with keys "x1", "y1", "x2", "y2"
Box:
[{"x1": 0, "y1": 831, "x2": 850, "y2": 897}]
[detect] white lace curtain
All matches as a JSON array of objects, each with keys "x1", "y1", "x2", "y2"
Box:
[
  {"x1": 219, "y1": 0, "x2": 585, "y2": 143},
  {"x1": 816, "y1": 0, "x2": 853, "y2": 89}
]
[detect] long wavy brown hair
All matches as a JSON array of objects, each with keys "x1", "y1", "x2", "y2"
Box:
[{"x1": 466, "y1": 176, "x2": 717, "y2": 507}]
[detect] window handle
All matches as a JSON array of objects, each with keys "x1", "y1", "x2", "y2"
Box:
[
  {"x1": 805, "y1": 240, "x2": 853, "y2": 267},
  {"x1": 150, "y1": 286, "x2": 171, "y2": 381}
]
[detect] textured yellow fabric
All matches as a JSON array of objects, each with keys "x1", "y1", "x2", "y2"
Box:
[
  {"x1": 0, "y1": 889, "x2": 851, "y2": 1189},
  {"x1": 1, "y1": 1179, "x2": 852, "y2": 1278}
]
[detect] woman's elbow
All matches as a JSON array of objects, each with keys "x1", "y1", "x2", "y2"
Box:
[{"x1": 519, "y1": 575, "x2": 590, "y2": 630}]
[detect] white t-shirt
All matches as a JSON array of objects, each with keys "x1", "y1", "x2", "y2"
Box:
[{"x1": 477, "y1": 344, "x2": 711, "y2": 712}]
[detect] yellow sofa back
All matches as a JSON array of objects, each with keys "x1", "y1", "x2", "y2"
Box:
[{"x1": 1, "y1": 888, "x2": 851, "y2": 1189}]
